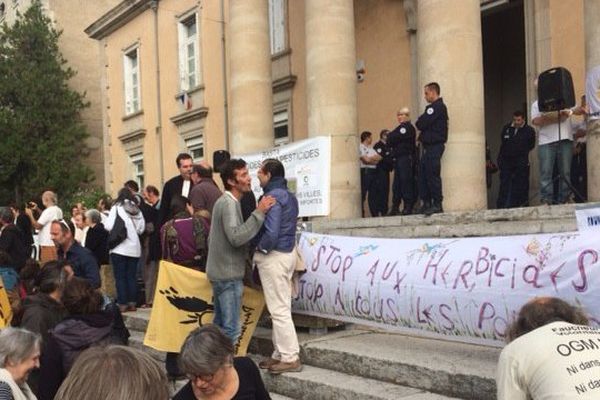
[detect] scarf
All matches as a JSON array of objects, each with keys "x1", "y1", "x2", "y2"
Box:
[{"x1": 0, "y1": 368, "x2": 37, "y2": 400}]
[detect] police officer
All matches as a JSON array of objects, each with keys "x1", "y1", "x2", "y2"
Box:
[
  {"x1": 496, "y1": 110, "x2": 536, "y2": 208},
  {"x1": 372, "y1": 129, "x2": 394, "y2": 216},
  {"x1": 415, "y1": 82, "x2": 448, "y2": 216},
  {"x1": 387, "y1": 108, "x2": 416, "y2": 215}
]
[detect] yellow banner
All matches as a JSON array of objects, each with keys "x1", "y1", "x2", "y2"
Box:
[
  {"x1": 0, "y1": 276, "x2": 13, "y2": 328},
  {"x1": 144, "y1": 261, "x2": 265, "y2": 355}
]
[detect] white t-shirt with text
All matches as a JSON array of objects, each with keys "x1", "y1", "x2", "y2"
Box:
[{"x1": 497, "y1": 321, "x2": 600, "y2": 400}]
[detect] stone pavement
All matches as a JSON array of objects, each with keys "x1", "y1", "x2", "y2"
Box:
[{"x1": 124, "y1": 309, "x2": 499, "y2": 399}]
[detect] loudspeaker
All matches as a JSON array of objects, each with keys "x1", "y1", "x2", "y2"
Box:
[
  {"x1": 212, "y1": 150, "x2": 231, "y2": 173},
  {"x1": 537, "y1": 67, "x2": 575, "y2": 112}
]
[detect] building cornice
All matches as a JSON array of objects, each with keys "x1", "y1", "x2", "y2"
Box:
[
  {"x1": 85, "y1": 0, "x2": 155, "y2": 40},
  {"x1": 118, "y1": 128, "x2": 147, "y2": 144},
  {"x1": 170, "y1": 107, "x2": 209, "y2": 126},
  {"x1": 273, "y1": 75, "x2": 297, "y2": 93}
]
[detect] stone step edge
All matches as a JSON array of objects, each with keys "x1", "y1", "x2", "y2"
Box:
[
  {"x1": 249, "y1": 355, "x2": 463, "y2": 400},
  {"x1": 128, "y1": 329, "x2": 491, "y2": 400}
]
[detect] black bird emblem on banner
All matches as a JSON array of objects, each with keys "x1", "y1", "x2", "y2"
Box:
[{"x1": 159, "y1": 286, "x2": 214, "y2": 326}]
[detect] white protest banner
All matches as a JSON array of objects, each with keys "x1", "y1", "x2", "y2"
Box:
[
  {"x1": 576, "y1": 203, "x2": 600, "y2": 231},
  {"x1": 293, "y1": 231, "x2": 600, "y2": 346},
  {"x1": 238, "y1": 137, "x2": 331, "y2": 217}
]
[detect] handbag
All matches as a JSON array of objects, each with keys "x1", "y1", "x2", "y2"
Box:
[{"x1": 107, "y1": 213, "x2": 127, "y2": 250}]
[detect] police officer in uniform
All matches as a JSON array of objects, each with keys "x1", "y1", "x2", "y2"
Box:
[
  {"x1": 387, "y1": 108, "x2": 417, "y2": 215},
  {"x1": 372, "y1": 129, "x2": 394, "y2": 216},
  {"x1": 415, "y1": 82, "x2": 448, "y2": 216},
  {"x1": 496, "y1": 110, "x2": 536, "y2": 208}
]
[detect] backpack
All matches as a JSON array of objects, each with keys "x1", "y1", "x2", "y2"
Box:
[{"x1": 107, "y1": 213, "x2": 127, "y2": 250}]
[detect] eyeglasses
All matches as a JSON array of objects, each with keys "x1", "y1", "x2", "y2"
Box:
[
  {"x1": 187, "y1": 363, "x2": 232, "y2": 384},
  {"x1": 188, "y1": 373, "x2": 215, "y2": 383}
]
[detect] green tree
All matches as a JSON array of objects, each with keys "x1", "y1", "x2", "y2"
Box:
[{"x1": 0, "y1": 0, "x2": 93, "y2": 206}]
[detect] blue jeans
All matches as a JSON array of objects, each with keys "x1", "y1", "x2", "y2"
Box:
[
  {"x1": 211, "y1": 279, "x2": 243, "y2": 345},
  {"x1": 539, "y1": 140, "x2": 573, "y2": 203},
  {"x1": 111, "y1": 253, "x2": 139, "y2": 306}
]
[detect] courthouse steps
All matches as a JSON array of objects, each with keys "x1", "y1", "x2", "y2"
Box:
[
  {"x1": 311, "y1": 203, "x2": 584, "y2": 238},
  {"x1": 123, "y1": 310, "x2": 498, "y2": 400},
  {"x1": 121, "y1": 204, "x2": 592, "y2": 399}
]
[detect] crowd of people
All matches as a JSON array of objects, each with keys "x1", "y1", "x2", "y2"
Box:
[
  {"x1": 0, "y1": 152, "x2": 302, "y2": 399},
  {"x1": 360, "y1": 71, "x2": 599, "y2": 217}
]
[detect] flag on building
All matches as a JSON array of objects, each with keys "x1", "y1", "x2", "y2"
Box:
[
  {"x1": 144, "y1": 261, "x2": 265, "y2": 355},
  {"x1": 178, "y1": 91, "x2": 192, "y2": 110}
]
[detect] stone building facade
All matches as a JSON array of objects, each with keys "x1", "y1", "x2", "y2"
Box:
[
  {"x1": 1, "y1": 0, "x2": 121, "y2": 187},
  {"x1": 86, "y1": 0, "x2": 596, "y2": 218}
]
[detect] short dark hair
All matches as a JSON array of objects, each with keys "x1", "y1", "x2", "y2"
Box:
[
  {"x1": 220, "y1": 159, "x2": 247, "y2": 191},
  {"x1": 124, "y1": 180, "x2": 139, "y2": 193},
  {"x1": 34, "y1": 260, "x2": 68, "y2": 295},
  {"x1": 380, "y1": 129, "x2": 390, "y2": 138},
  {"x1": 506, "y1": 297, "x2": 589, "y2": 343},
  {"x1": 513, "y1": 110, "x2": 525, "y2": 118},
  {"x1": 425, "y1": 82, "x2": 441, "y2": 95},
  {"x1": 360, "y1": 131, "x2": 372, "y2": 142},
  {"x1": 193, "y1": 164, "x2": 213, "y2": 179},
  {"x1": 176, "y1": 153, "x2": 193, "y2": 168},
  {"x1": 62, "y1": 277, "x2": 103, "y2": 315},
  {"x1": 261, "y1": 158, "x2": 285, "y2": 179},
  {"x1": 169, "y1": 195, "x2": 191, "y2": 217},
  {"x1": 144, "y1": 185, "x2": 159, "y2": 197}
]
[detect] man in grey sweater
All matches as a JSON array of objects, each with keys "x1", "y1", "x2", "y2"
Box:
[{"x1": 206, "y1": 159, "x2": 275, "y2": 344}]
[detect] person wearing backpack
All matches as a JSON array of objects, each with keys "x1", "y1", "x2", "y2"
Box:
[{"x1": 104, "y1": 188, "x2": 145, "y2": 313}]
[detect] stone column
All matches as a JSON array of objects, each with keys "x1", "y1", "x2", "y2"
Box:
[
  {"x1": 585, "y1": 1, "x2": 600, "y2": 201},
  {"x1": 305, "y1": 0, "x2": 360, "y2": 219},
  {"x1": 228, "y1": 0, "x2": 273, "y2": 154},
  {"x1": 417, "y1": 0, "x2": 487, "y2": 211}
]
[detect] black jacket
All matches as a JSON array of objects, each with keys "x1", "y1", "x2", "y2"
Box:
[
  {"x1": 498, "y1": 123, "x2": 536, "y2": 165},
  {"x1": 159, "y1": 175, "x2": 193, "y2": 227},
  {"x1": 373, "y1": 140, "x2": 394, "y2": 172},
  {"x1": 416, "y1": 98, "x2": 449, "y2": 146},
  {"x1": 85, "y1": 223, "x2": 109, "y2": 265},
  {"x1": 0, "y1": 224, "x2": 29, "y2": 270},
  {"x1": 57, "y1": 242, "x2": 101, "y2": 289},
  {"x1": 18, "y1": 293, "x2": 67, "y2": 342},
  {"x1": 38, "y1": 311, "x2": 127, "y2": 400},
  {"x1": 15, "y1": 214, "x2": 33, "y2": 249},
  {"x1": 388, "y1": 122, "x2": 417, "y2": 157}
]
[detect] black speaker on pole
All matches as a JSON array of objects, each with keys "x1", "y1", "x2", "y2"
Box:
[
  {"x1": 213, "y1": 150, "x2": 231, "y2": 173},
  {"x1": 537, "y1": 67, "x2": 575, "y2": 112}
]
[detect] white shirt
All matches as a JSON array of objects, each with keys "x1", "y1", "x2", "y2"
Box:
[
  {"x1": 586, "y1": 65, "x2": 600, "y2": 120},
  {"x1": 360, "y1": 143, "x2": 377, "y2": 169},
  {"x1": 531, "y1": 100, "x2": 573, "y2": 145},
  {"x1": 497, "y1": 321, "x2": 600, "y2": 400},
  {"x1": 37, "y1": 205, "x2": 63, "y2": 246},
  {"x1": 104, "y1": 204, "x2": 145, "y2": 258},
  {"x1": 182, "y1": 180, "x2": 191, "y2": 198}
]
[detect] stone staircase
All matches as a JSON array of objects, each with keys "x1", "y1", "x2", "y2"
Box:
[
  {"x1": 123, "y1": 309, "x2": 499, "y2": 400},
  {"x1": 121, "y1": 204, "x2": 591, "y2": 399}
]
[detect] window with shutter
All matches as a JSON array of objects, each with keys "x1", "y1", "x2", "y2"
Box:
[
  {"x1": 123, "y1": 47, "x2": 141, "y2": 115},
  {"x1": 178, "y1": 14, "x2": 200, "y2": 91},
  {"x1": 130, "y1": 153, "x2": 144, "y2": 189},
  {"x1": 268, "y1": 0, "x2": 286, "y2": 55}
]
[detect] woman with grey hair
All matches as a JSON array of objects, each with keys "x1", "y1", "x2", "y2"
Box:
[
  {"x1": 54, "y1": 345, "x2": 169, "y2": 400},
  {"x1": 0, "y1": 327, "x2": 40, "y2": 400},
  {"x1": 173, "y1": 325, "x2": 270, "y2": 400}
]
